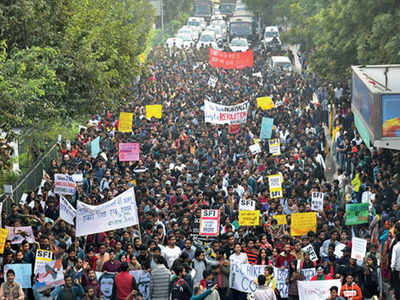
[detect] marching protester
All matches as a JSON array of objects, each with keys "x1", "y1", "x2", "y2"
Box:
[{"x1": 0, "y1": 19, "x2": 397, "y2": 300}]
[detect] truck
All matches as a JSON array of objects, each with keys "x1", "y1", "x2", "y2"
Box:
[
  {"x1": 228, "y1": 16, "x2": 257, "y2": 44},
  {"x1": 193, "y1": 0, "x2": 213, "y2": 23},
  {"x1": 219, "y1": 0, "x2": 236, "y2": 17}
]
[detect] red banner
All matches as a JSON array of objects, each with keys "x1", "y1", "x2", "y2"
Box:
[{"x1": 209, "y1": 48, "x2": 253, "y2": 69}]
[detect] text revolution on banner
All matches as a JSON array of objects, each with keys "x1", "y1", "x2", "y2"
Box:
[
  {"x1": 298, "y1": 279, "x2": 342, "y2": 300},
  {"x1": 119, "y1": 143, "x2": 140, "y2": 161},
  {"x1": 290, "y1": 212, "x2": 317, "y2": 236},
  {"x1": 239, "y1": 210, "x2": 260, "y2": 226},
  {"x1": 199, "y1": 209, "x2": 220, "y2": 236},
  {"x1": 229, "y1": 264, "x2": 265, "y2": 293},
  {"x1": 76, "y1": 187, "x2": 139, "y2": 236},
  {"x1": 204, "y1": 100, "x2": 249, "y2": 125},
  {"x1": 59, "y1": 196, "x2": 76, "y2": 225},
  {"x1": 209, "y1": 48, "x2": 254, "y2": 69},
  {"x1": 54, "y1": 174, "x2": 77, "y2": 195}
]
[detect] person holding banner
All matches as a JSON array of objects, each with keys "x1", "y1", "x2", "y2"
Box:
[{"x1": 253, "y1": 275, "x2": 277, "y2": 300}]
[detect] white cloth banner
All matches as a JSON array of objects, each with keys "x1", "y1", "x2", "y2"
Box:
[
  {"x1": 311, "y1": 192, "x2": 324, "y2": 211},
  {"x1": 204, "y1": 100, "x2": 249, "y2": 125},
  {"x1": 54, "y1": 174, "x2": 76, "y2": 195},
  {"x1": 208, "y1": 76, "x2": 218, "y2": 88},
  {"x1": 302, "y1": 244, "x2": 318, "y2": 262},
  {"x1": 76, "y1": 187, "x2": 139, "y2": 236},
  {"x1": 59, "y1": 196, "x2": 76, "y2": 225},
  {"x1": 298, "y1": 279, "x2": 342, "y2": 300},
  {"x1": 229, "y1": 264, "x2": 265, "y2": 293},
  {"x1": 351, "y1": 237, "x2": 367, "y2": 260},
  {"x1": 239, "y1": 199, "x2": 256, "y2": 211},
  {"x1": 274, "y1": 267, "x2": 288, "y2": 298}
]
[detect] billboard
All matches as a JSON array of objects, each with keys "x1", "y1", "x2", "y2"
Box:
[
  {"x1": 352, "y1": 72, "x2": 376, "y2": 127},
  {"x1": 382, "y1": 94, "x2": 400, "y2": 137}
]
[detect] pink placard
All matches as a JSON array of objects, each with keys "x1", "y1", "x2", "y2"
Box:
[{"x1": 119, "y1": 143, "x2": 139, "y2": 161}]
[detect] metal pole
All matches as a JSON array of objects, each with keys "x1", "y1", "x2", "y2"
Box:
[{"x1": 161, "y1": 0, "x2": 164, "y2": 32}]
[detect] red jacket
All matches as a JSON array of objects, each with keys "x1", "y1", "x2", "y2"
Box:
[
  {"x1": 275, "y1": 253, "x2": 296, "y2": 268},
  {"x1": 114, "y1": 272, "x2": 137, "y2": 300}
]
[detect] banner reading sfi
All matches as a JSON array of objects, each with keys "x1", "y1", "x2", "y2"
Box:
[{"x1": 209, "y1": 48, "x2": 253, "y2": 69}]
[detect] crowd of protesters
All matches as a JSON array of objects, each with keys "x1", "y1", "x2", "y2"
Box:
[{"x1": 0, "y1": 41, "x2": 399, "y2": 300}]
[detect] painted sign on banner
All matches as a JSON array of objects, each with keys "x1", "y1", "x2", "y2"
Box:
[
  {"x1": 274, "y1": 267, "x2": 289, "y2": 298},
  {"x1": 351, "y1": 237, "x2": 367, "y2": 260},
  {"x1": 345, "y1": 203, "x2": 369, "y2": 225},
  {"x1": 260, "y1": 117, "x2": 274, "y2": 139},
  {"x1": 199, "y1": 209, "x2": 220, "y2": 236},
  {"x1": 311, "y1": 192, "x2": 324, "y2": 211},
  {"x1": 273, "y1": 214, "x2": 287, "y2": 225},
  {"x1": 268, "y1": 174, "x2": 283, "y2": 199},
  {"x1": 54, "y1": 174, "x2": 76, "y2": 195},
  {"x1": 229, "y1": 264, "x2": 265, "y2": 293},
  {"x1": 119, "y1": 112, "x2": 133, "y2": 132},
  {"x1": 209, "y1": 48, "x2": 254, "y2": 69},
  {"x1": 208, "y1": 76, "x2": 218, "y2": 88},
  {"x1": 290, "y1": 212, "x2": 317, "y2": 236},
  {"x1": 76, "y1": 187, "x2": 139, "y2": 236},
  {"x1": 0, "y1": 228, "x2": 8, "y2": 254},
  {"x1": 257, "y1": 97, "x2": 275, "y2": 110},
  {"x1": 130, "y1": 270, "x2": 151, "y2": 300},
  {"x1": 60, "y1": 196, "x2": 76, "y2": 225},
  {"x1": 4, "y1": 264, "x2": 32, "y2": 288},
  {"x1": 298, "y1": 279, "x2": 342, "y2": 300},
  {"x1": 6, "y1": 226, "x2": 34, "y2": 244},
  {"x1": 229, "y1": 124, "x2": 241, "y2": 134},
  {"x1": 91, "y1": 137, "x2": 101, "y2": 159},
  {"x1": 34, "y1": 249, "x2": 64, "y2": 291},
  {"x1": 301, "y1": 268, "x2": 316, "y2": 281},
  {"x1": 249, "y1": 143, "x2": 261, "y2": 155},
  {"x1": 239, "y1": 199, "x2": 256, "y2": 211},
  {"x1": 204, "y1": 100, "x2": 249, "y2": 125},
  {"x1": 146, "y1": 104, "x2": 162, "y2": 119},
  {"x1": 239, "y1": 210, "x2": 260, "y2": 226},
  {"x1": 269, "y1": 138, "x2": 281, "y2": 156},
  {"x1": 119, "y1": 143, "x2": 140, "y2": 161},
  {"x1": 302, "y1": 244, "x2": 318, "y2": 262}
]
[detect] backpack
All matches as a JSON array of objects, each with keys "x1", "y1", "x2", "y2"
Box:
[{"x1": 171, "y1": 278, "x2": 185, "y2": 300}]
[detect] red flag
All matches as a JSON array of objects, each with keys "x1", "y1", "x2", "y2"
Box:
[{"x1": 209, "y1": 48, "x2": 253, "y2": 69}]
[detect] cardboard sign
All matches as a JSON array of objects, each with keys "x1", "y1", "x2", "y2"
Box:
[
  {"x1": 239, "y1": 199, "x2": 256, "y2": 211},
  {"x1": 34, "y1": 249, "x2": 64, "y2": 291},
  {"x1": 273, "y1": 214, "x2": 287, "y2": 225},
  {"x1": 204, "y1": 100, "x2": 249, "y2": 125},
  {"x1": 6, "y1": 226, "x2": 35, "y2": 244},
  {"x1": 199, "y1": 209, "x2": 220, "y2": 236},
  {"x1": 269, "y1": 138, "x2": 281, "y2": 156},
  {"x1": 268, "y1": 174, "x2": 283, "y2": 199},
  {"x1": 229, "y1": 264, "x2": 265, "y2": 293},
  {"x1": 119, "y1": 143, "x2": 140, "y2": 161},
  {"x1": 351, "y1": 237, "x2": 367, "y2": 260},
  {"x1": 59, "y1": 196, "x2": 76, "y2": 225},
  {"x1": 119, "y1": 112, "x2": 133, "y2": 132},
  {"x1": 302, "y1": 244, "x2": 318, "y2": 262},
  {"x1": 146, "y1": 105, "x2": 162, "y2": 119},
  {"x1": 239, "y1": 210, "x2": 260, "y2": 226},
  {"x1": 311, "y1": 192, "x2": 324, "y2": 211},
  {"x1": 4, "y1": 264, "x2": 32, "y2": 288},
  {"x1": 257, "y1": 96, "x2": 275, "y2": 110},
  {"x1": 301, "y1": 268, "x2": 316, "y2": 281},
  {"x1": 249, "y1": 143, "x2": 261, "y2": 155},
  {"x1": 290, "y1": 212, "x2": 317, "y2": 236}
]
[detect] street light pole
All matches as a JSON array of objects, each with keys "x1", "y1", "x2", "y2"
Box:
[{"x1": 161, "y1": 0, "x2": 164, "y2": 32}]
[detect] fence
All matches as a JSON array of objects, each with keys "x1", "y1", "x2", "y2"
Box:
[{"x1": 1, "y1": 142, "x2": 60, "y2": 215}]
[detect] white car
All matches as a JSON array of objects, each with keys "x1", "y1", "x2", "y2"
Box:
[
  {"x1": 206, "y1": 25, "x2": 225, "y2": 41},
  {"x1": 176, "y1": 33, "x2": 195, "y2": 48},
  {"x1": 178, "y1": 25, "x2": 199, "y2": 41},
  {"x1": 263, "y1": 26, "x2": 281, "y2": 49},
  {"x1": 229, "y1": 38, "x2": 249, "y2": 52},
  {"x1": 166, "y1": 37, "x2": 184, "y2": 49},
  {"x1": 188, "y1": 17, "x2": 206, "y2": 30},
  {"x1": 197, "y1": 30, "x2": 218, "y2": 50}
]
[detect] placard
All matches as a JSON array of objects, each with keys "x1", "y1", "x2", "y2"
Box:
[
  {"x1": 204, "y1": 100, "x2": 249, "y2": 125},
  {"x1": 302, "y1": 244, "x2": 318, "y2": 262},
  {"x1": 334, "y1": 243, "x2": 346, "y2": 258},
  {"x1": 311, "y1": 192, "x2": 324, "y2": 211},
  {"x1": 268, "y1": 174, "x2": 283, "y2": 199},
  {"x1": 273, "y1": 214, "x2": 287, "y2": 225},
  {"x1": 59, "y1": 196, "x2": 76, "y2": 225},
  {"x1": 34, "y1": 249, "x2": 65, "y2": 291},
  {"x1": 91, "y1": 136, "x2": 101, "y2": 158},
  {"x1": 229, "y1": 124, "x2": 241, "y2": 134},
  {"x1": 130, "y1": 270, "x2": 151, "y2": 300},
  {"x1": 0, "y1": 228, "x2": 8, "y2": 254},
  {"x1": 199, "y1": 209, "x2": 220, "y2": 236},
  {"x1": 269, "y1": 138, "x2": 281, "y2": 156},
  {"x1": 118, "y1": 112, "x2": 133, "y2": 132},
  {"x1": 5, "y1": 226, "x2": 35, "y2": 244},
  {"x1": 298, "y1": 279, "x2": 342, "y2": 300},
  {"x1": 119, "y1": 143, "x2": 140, "y2": 161},
  {"x1": 208, "y1": 76, "x2": 218, "y2": 88},
  {"x1": 351, "y1": 237, "x2": 367, "y2": 260},
  {"x1": 239, "y1": 210, "x2": 260, "y2": 226},
  {"x1": 76, "y1": 187, "x2": 139, "y2": 236},
  {"x1": 260, "y1": 117, "x2": 274, "y2": 139},
  {"x1": 345, "y1": 203, "x2": 369, "y2": 225},
  {"x1": 54, "y1": 173, "x2": 77, "y2": 195},
  {"x1": 229, "y1": 264, "x2": 265, "y2": 293},
  {"x1": 257, "y1": 97, "x2": 275, "y2": 110},
  {"x1": 249, "y1": 143, "x2": 261, "y2": 155},
  {"x1": 301, "y1": 268, "x2": 316, "y2": 281},
  {"x1": 146, "y1": 105, "x2": 162, "y2": 119},
  {"x1": 239, "y1": 199, "x2": 256, "y2": 211},
  {"x1": 290, "y1": 212, "x2": 317, "y2": 236},
  {"x1": 274, "y1": 267, "x2": 289, "y2": 298},
  {"x1": 4, "y1": 264, "x2": 32, "y2": 288}
]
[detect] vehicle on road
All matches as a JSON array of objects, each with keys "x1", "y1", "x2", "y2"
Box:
[
  {"x1": 197, "y1": 30, "x2": 220, "y2": 50},
  {"x1": 229, "y1": 37, "x2": 249, "y2": 52},
  {"x1": 178, "y1": 25, "x2": 199, "y2": 41},
  {"x1": 193, "y1": 0, "x2": 213, "y2": 22},
  {"x1": 268, "y1": 56, "x2": 293, "y2": 73},
  {"x1": 228, "y1": 16, "x2": 257, "y2": 44},
  {"x1": 176, "y1": 33, "x2": 196, "y2": 48},
  {"x1": 187, "y1": 17, "x2": 207, "y2": 31},
  {"x1": 219, "y1": 0, "x2": 236, "y2": 17},
  {"x1": 263, "y1": 26, "x2": 281, "y2": 51}
]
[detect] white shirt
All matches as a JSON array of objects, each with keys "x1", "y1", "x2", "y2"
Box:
[
  {"x1": 230, "y1": 252, "x2": 248, "y2": 265},
  {"x1": 162, "y1": 245, "x2": 181, "y2": 268},
  {"x1": 391, "y1": 241, "x2": 400, "y2": 271},
  {"x1": 254, "y1": 286, "x2": 277, "y2": 300}
]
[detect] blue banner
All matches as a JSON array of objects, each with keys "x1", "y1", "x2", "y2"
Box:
[
  {"x1": 4, "y1": 264, "x2": 32, "y2": 288},
  {"x1": 260, "y1": 117, "x2": 274, "y2": 139}
]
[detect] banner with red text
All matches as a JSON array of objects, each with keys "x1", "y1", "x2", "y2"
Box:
[
  {"x1": 204, "y1": 100, "x2": 249, "y2": 125},
  {"x1": 209, "y1": 48, "x2": 253, "y2": 69}
]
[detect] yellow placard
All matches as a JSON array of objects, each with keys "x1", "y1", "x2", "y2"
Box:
[
  {"x1": 139, "y1": 53, "x2": 146, "y2": 64},
  {"x1": 273, "y1": 214, "x2": 287, "y2": 225},
  {"x1": 257, "y1": 97, "x2": 275, "y2": 110},
  {"x1": 290, "y1": 212, "x2": 317, "y2": 236},
  {"x1": 0, "y1": 228, "x2": 8, "y2": 254},
  {"x1": 146, "y1": 104, "x2": 162, "y2": 119},
  {"x1": 239, "y1": 210, "x2": 260, "y2": 226},
  {"x1": 352, "y1": 173, "x2": 361, "y2": 193},
  {"x1": 119, "y1": 112, "x2": 133, "y2": 133}
]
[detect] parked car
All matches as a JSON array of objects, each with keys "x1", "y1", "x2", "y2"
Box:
[
  {"x1": 197, "y1": 30, "x2": 219, "y2": 50},
  {"x1": 187, "y1": 17, "x2": 206, "y2": 31},
  {"x1": 229, "y1": 37, "x2": 249, "y2": 52},
  {"x1": 206, "y1": 24, "x2": 226, "y2": 41}
]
